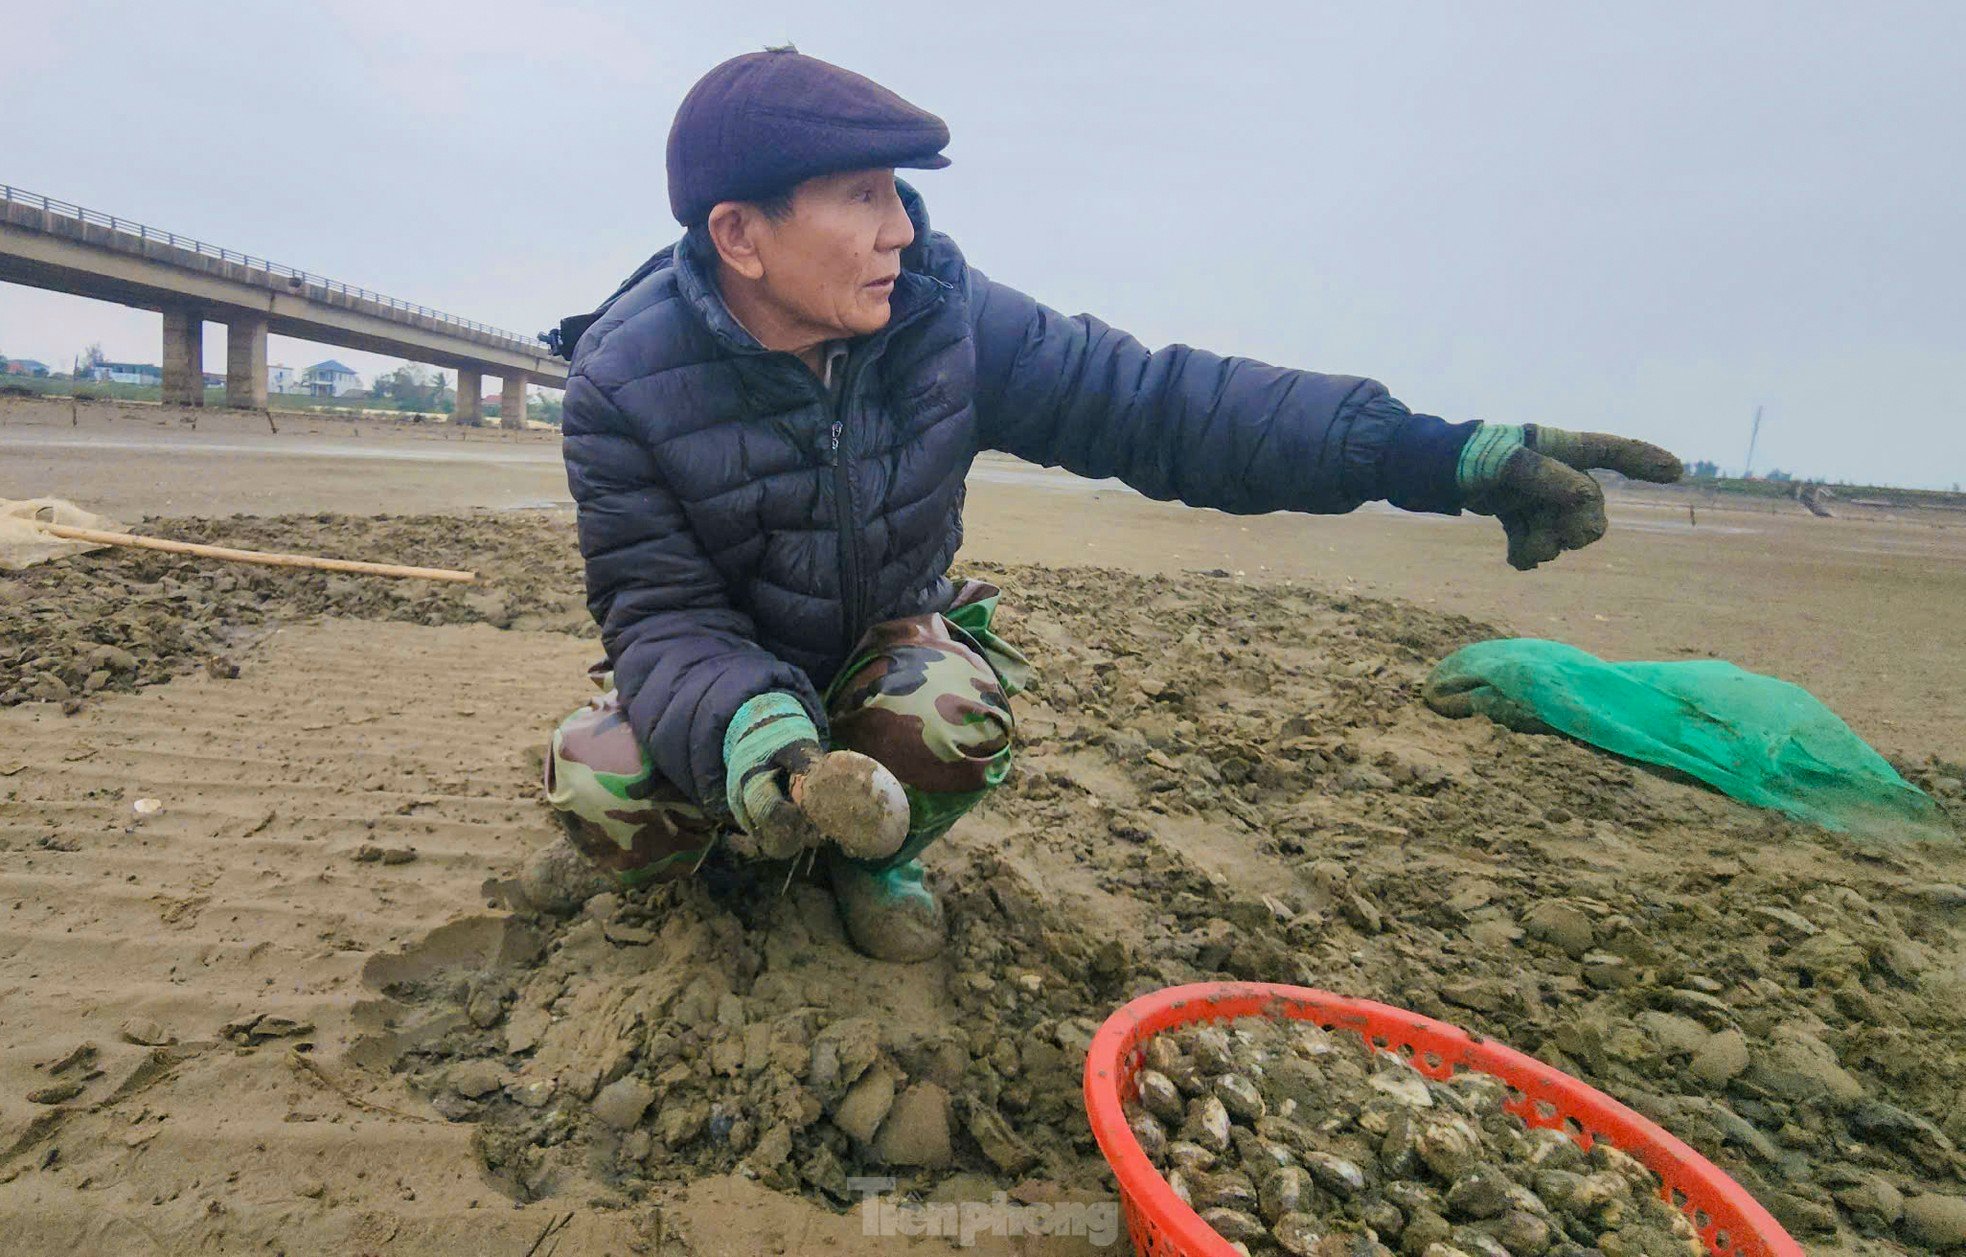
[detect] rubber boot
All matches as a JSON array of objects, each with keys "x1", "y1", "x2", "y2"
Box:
[
  {"x1": 517, "y1": 835, "x2": 616, "y2": 915},
  {"x1": 827, "y1": 851, "x2": 945, "y2": 963}
]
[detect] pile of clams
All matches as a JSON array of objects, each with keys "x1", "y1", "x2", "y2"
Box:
[{"x1": 1123, "y1": 1016, "x2": 1706, "y2": 1257}]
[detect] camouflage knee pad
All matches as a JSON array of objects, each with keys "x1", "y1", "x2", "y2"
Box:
[
  {"x1": 544, "y1": 687, "x2": 720, "y2": 885},
  {"x1": 827, "y1": 598, "x2": 1017, "y2": 866},
  {"x1": 545, "y1": 581, "x2": 1028, "y2": 878}
]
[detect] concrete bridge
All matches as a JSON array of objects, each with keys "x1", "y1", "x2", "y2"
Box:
[{"x1": 0, "y1": 183, "x2": 564, "y2": 425}]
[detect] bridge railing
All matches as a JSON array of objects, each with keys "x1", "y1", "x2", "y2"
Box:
[{"x1": 0, "y1": 182, "x2": 541, "y2": 352}]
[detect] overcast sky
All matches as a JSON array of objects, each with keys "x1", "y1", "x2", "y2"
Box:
[{"x1": 3, "y1": 1, "x2": 1961, "y2": 486}]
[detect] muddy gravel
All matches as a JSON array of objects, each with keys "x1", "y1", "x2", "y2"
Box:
[
  {"x1": 8, "y1": 513, "x2": 1965, "y2": 1254},
  {"x1": 0, "y1": 513, "x2": 591, "y2": 711}
]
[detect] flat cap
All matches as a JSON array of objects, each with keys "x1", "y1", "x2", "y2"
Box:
[{"x1": 666, "y1": 48, "x2": 950, "y2": 226}]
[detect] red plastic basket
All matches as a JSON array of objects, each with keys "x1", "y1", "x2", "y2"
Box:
[{"x1": 1084, "y1": 982, "x2": 1801, "y2": 1257}]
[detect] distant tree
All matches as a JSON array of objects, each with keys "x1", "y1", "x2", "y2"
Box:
[
  {"x1": 1765, "y1": 468, "x2": 1793, "y2": 483},
  {"x1": 372, "y1": 363, "x2": 447, "y2": 411},
  {"x1": 1685, "y1": 460, "x2": 1720, "y2": 479},
  {"x1": 370, "y1": 365, "x2": 405, "y2": 403},
  {"x1": 77, "y1": 343, "x2": 106, "y2": 380}
]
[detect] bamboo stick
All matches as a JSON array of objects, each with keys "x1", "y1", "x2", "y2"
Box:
[{"x1": 31, "y1": 522, "x2": 478, "y2": 583}]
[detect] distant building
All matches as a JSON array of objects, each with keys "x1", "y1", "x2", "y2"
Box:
[
  {"x1": 3, "y1": 359, "x2": 50, "y2": 377},
  {"x1": 301, "y1": 359, "x2": 363, "y2": 397},
  {"x1": 268, "y1": 364, "x2": 299, "y2": 394},
  {"x1": 92, "y1": 362, "x2": 163, "y2": 385}
]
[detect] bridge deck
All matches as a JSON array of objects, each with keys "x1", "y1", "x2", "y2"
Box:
[{"x1": 0, "y1": 185, "x2": 565, "y2": 386}]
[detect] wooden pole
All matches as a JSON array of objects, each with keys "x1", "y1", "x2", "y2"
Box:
[{"x1": 31, "y1": 522, "x2": 477, "y2": 583}]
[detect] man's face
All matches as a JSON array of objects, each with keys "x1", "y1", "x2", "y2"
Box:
[{"x1": 750, "y1": 169, "x2": 916, "y2": 340}]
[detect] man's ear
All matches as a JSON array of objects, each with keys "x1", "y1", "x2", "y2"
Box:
[{"x1": 706, "y1": 203, "x2": 767, "y2": 281}]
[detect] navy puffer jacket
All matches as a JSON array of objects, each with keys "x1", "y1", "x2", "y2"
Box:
[{"x1": 563, "y1": 184, "x2": 1475, "y2": 809}]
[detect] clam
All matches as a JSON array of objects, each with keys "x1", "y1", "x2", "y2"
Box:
[
  {"x1": 1196, "y1": 1169, "x2": 1259, "y2": 1213},
  {"x1": 1532, "y1": 1169, "x2": 1584, "y2": 1209},
  {"x1": 1588, "y1": 1140, "x2": 1657, "y2": 1193},
  {"x1": 1167, "y1": 1168, "x2": 1193, "y2": 1206},
  {"x1": 1503, "y1": 1182, "x2": 1553, "y2": 1220},
  {"x1": 1521, "y1": 1127, "x2": 1585, "y2": 1173},
  {"x1": 1380, "y1": 1107, "x2": 1422, "y2": 1176},
  {"x1": 1197, "y1": 1207, "x2": 1268, "y2": 1243},
  {"x1": 1566, "y1": 1171, "x2": 1633, "y2": 1228},
  {"x1": 1144, "y1": 1035, "x2": 1185, "y2": 1074},
  {"x1": 1167, "y1": 1058, "x2": 1209, "y2": 1097},
  {"x1": 1416, "y1": 1116, "x2": 1484, "y2": 1179},
  {"x1": 1301, "y1": 1150, "x2": 1366, "y2": 1198},
  {"x1": 1444, "y1": 1167, "x2": 1511, "y2": 1221},
  {"x1": 1357, "y1": 1198, "x2": 1406, "y2": 1241},
  {"x1": 1273, "y1": 1212, "x2": 1325, "y2": 1256},
  {"x1": 1192, "y1": 1026, "x2": 1237, "y2": 1075},
  {"x1": 1136, "y1": 1069, "x2": 1185, "y2": 1124},
  {"x1": 1245, "y1": 1138, "x2": 1297, "y2": 1171},
  {"x1": 1167, "y1": 1139, "x2": 1219, "y2": 1171},
  {"x1": 1486, "y1": 1208, "x2": 1551, "y2": 1256},
  {"x1": 1185, "y1": 1094, "x2": 1233, "y2": 1152},
  {"x1": 1213, "y1": 1073, "x2": 1268, "y2": 1123},
  {"x1": 1367, "y1": 1067, "x2": 1433, "y2": 1108},
  {"x1": 1259, "y1": 1165, "x2": 1310, "y2": 1223},
  {"x1": 1383, "y1": 1180, "x2": 1438, "y2": 1214},
  {"x1": 1447, "y1": 1071, "x2": 1509, "y2": 1114},
  {"x1": 1128, "y1": 1109, "x2": 1169, "y2": 1160},
  {"x1": 1449, "y1": 1226, "x2": 1514, "y2": 1257}
]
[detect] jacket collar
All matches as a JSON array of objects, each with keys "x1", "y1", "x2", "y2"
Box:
[{"x1": 674, "y1": 180, "x2": 943, "y2": 357}]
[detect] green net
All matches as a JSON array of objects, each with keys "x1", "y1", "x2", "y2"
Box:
[{"x1": 1424, "y1": 638, "x2": 1949, "y2": 842}]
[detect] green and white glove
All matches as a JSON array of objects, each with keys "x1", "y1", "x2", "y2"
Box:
[
  {"x1": 722, "y1": 693, "x2": 912, "y2": 862},
  {"x1": 724, "y1": 692, "x2": 824, "y2": 858},
  {"x1": 1457, "y1": 424, "x2": 1682, "y2": 571}
]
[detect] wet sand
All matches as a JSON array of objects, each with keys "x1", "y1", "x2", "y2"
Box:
[{"x1": 3, "y1": 398, "x2": 1964, "y2": 1254}]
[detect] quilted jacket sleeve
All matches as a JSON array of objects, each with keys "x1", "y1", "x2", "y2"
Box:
[
  {"x1": 561, "y1": 371, "x2": 824, "y2": 810},
  {"x1": 966, "y1": 270, "x2": 1477, "y2": 515}
]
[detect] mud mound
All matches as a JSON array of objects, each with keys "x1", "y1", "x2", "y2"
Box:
[
  {"x1": 0, "y1": 512, "x2": 590, "y2": 710},
  {"x1": 338, "y1": 557, "x2": 1965, "y2": 1253}
]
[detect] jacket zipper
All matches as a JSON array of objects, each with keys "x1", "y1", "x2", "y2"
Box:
[
  {"x1": 818, "y1": 279, "x2": 950, "y2": 656},
  {"x1": 829, "y1": 407, "x2": 863, "y2": 654}
]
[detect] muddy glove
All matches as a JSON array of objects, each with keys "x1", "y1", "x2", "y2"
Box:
[
  {"x1": 724, "y1": 693, "x2": 909, "y2": 861},
  {"x1": 1457, "y1": 424, "x2": 1682, "y2": 570},
  {"x1": 724, "y1": 692, "x2": 828, "y2": 859}
]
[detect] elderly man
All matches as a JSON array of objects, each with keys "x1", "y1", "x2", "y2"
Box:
[{"x1": 527, "y1": 48, "x2": 1680, "y2": 961}]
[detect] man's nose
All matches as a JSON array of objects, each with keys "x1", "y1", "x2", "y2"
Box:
[{"x1": 877, "y1": 195, "x2": 915, "y2": 252}]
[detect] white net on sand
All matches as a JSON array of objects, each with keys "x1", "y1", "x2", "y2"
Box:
[{"x1": 0, "y1": 498, "x2": 123, "y2": 572}]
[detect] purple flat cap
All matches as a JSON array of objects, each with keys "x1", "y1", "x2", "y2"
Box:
[{"x1": 666, "y1": 47, "x2": 950, "y2": 226}]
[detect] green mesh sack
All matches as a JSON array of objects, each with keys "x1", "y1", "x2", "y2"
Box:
[{"x1": 1424, "y1": 639, "x2": 1948, "y2": 841}]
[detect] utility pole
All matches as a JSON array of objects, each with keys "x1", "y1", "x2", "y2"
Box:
[{"x1": 1742, "y1": 405, "x2": 1764, "y2": 479}]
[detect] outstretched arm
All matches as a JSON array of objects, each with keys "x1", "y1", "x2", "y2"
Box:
[
  {"x1": 967, "y1": 269, "x2": 1476, "y2": 516},
  {"x1": 966, "y1": 271, "x2": 1680, "y2": 567}
]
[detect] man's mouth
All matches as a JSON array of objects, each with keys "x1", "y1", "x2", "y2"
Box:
[{"x1": 864, "y1": 276, "x2": 896, "y2": 292}]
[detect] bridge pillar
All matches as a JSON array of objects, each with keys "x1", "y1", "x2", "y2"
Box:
[
  {"x1": 500, "y1": 374, "x2": 527, "y2": 430},
  {"x1": 455, "y1": 371, "x2": 482, "y2": 426},
  {"x1": 162, "y1": 307, "x2": 204, "y2": 407},
  {"x1": 225, "y1": 314, "x2": 268, "y2": 410}
]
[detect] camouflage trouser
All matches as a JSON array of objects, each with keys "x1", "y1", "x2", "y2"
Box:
[{"x1": 544, "y1": 580, "x2": 1030, "y2": 886}]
